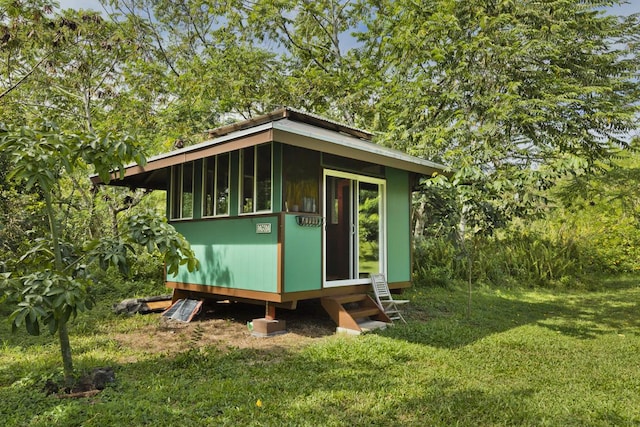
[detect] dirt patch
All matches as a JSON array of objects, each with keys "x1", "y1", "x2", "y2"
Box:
[{"x1": 112, "y1": 299, "x2": 337, "y2": 359}]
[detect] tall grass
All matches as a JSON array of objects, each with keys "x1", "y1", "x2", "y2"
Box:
[{"x1": 413, "y1": 226, "x2": 611, "y2": 288}]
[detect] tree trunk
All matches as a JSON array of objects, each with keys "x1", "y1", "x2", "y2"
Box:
[
  {"x1": 44, "y1": 191, "x2": 75, "y2": 384},
  {"x1": 467, "y1": 242, "x2": 472, "y2": 320},
  {"x1": 459, "y1": 204, "x2": 472, "y2": 319},
  {"x1": 58, "y1": 321, "x2": 74, "y2": 386},
  {"x1": 413, "y1": 200, "x2": 426, "y2": 239}
]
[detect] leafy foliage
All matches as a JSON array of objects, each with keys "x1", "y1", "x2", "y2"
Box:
[
  {"x1": 2, "y1": 270, "x2": 93, "y2": 337},
  {"x1": 0, "y1": 120, "x2": 197, "y2": 383},
  {"x1": 125, "y1": 211, "x2": 199, "y2": 276},
  {"x1": 0, "y1": 121, "x2": 146, "y2": 190}
]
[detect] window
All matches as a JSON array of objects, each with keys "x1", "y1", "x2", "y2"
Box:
[
  {"x1": 283, "y1": 145, "x2": 320, "y2": 213},
  {"x1": 240, "y1": 143, "x2": 272, "y2": 213},
  {"x1": 256, "y1": 144, "x2": 272, "y2": 211},
  {"x1": 170, "y1": 162, "x2": 194, "y2": 219},
  {"x1": 203, "y1": 153, "x2": 230, "y2": 217},
  {"x1": 241, "y1": 146, "x2": 255, "y2": 213}
]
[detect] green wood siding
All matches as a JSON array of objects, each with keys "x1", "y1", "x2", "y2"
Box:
[
  {"x1": 170, "y1": 217, "x2": 279, "y2": 293},
  {"x1": 386, "y1": 168, "x2": 411, "y2": 282},
  {"x1": 283, "y1": 214, "x2": 322, "y2": 292}
]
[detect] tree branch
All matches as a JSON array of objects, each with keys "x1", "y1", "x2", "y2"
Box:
[{"x1": 0, "y1": 54, "x2": 51, "y2": 101}]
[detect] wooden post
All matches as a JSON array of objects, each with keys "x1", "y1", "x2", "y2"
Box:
[{"x1": 265, "y1": 302, "x2": 276, "y2": 320}]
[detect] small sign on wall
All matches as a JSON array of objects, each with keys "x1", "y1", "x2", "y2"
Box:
[{"x1": 256, "y1": 223, "x2": 272, "y2": 234}]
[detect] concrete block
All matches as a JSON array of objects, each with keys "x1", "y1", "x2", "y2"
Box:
[{"x1": 249, "y1": 318, "x2": 287, "y2": 337}]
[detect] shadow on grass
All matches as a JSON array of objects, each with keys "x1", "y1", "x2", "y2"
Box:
[
  {"x1": 2, "y1": 277, "x2": 640, "y2": 426},
  {"x1": 380, "y1": 287, "x2": 557, "y2": 348},
  {"x1": 384, "y1": 277, "x2": 640, "y2": 348},
  {"x1": 535, "y1": 288, "x2": 640, "y2": 339},
  {"x1": 0, "y1": 342, "x2": 542, "y2": 426}
]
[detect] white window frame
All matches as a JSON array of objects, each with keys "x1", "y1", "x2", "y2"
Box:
[
  {"x1": 170, "y1": 162, "x2": 195, "y2": 220},
  {"x1": 323, "y1": 169, "x2": 387, "y2": 288},
  {"x1": 239, "y1": 143, "x2": 273, "y2": 215},
  {"x1": 202, "y1": 154, "x2": 230, "y2": 218}
]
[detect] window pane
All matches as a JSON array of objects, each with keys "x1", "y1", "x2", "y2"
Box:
[
  {"x1": 216, "y1": 153, "x2": 230, "y2": 215},
  {"x1": 170, "y1": 165, "x2": 181, "y2": 219},
  {"x1": 283, "y1": 145, "x2": 319, "y2": 213},
  {"x1": 203, "y1": 158, "x2": 215, "y2": 217},
  {"x1": 256, "y1": 144, "x2": 271, "y2": 211},
  {"x1": 241, "y1": 148, "x2": 254, "y2": 213},
  {"x1": 182, "y1": 162, "x2": 194, "y2": 218},
  {"x1": 358, "y1": 181, "x2": 380, "y2": 275}
]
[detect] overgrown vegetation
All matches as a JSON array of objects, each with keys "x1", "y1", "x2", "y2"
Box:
[
  {"x1": 413, "y1": 149, "x2": 640, "y2": 289},
  {"x1": 1, "y1": 276, "x2": 639, "y2": 426}
]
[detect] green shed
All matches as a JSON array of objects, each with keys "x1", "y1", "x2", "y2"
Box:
[{"x1": 97, "y1": 108, "x2": 447, "y2": 332}]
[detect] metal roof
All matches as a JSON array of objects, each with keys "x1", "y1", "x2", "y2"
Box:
[{"x1": 205, "y1": 107, "x2": 373, "y2": 141}]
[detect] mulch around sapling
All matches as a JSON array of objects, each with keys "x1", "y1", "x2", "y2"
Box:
[{"x1": 43, "y1": 367, "x2": 116, "y2": 399}]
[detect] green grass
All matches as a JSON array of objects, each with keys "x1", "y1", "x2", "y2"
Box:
[{"x1": 1, "y1": 276, "x2": 640, "y2": 426}]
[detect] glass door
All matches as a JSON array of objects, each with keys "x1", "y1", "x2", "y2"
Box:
[{"x1": 324, "y1": 170, "x2": 386, "y2": 287}]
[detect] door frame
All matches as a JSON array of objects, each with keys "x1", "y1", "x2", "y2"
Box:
[{"x1": 323, "y1": 169, "x2": 387, "y2": 288}]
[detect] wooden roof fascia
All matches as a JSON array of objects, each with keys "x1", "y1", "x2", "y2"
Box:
[
  {"x1": 92, "y1": 128, "x2": 273, "y2": 186},
  {"x1": 183, "y1": 129, "x2": 271, "y2": 162},
  {"x1": 92, "y1": 109, "x2": 450, "y2": 188}
]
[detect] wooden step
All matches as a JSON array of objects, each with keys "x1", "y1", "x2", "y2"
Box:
[
  {"x1": 348, "y1": 307, "x2": 383, "y2": 319},
  {"x1": 325, "y1": 293, "x2": 368, "y2": 304},
  {"x1": 321, "y1": 294, "x2": 391, "y2": 333}
]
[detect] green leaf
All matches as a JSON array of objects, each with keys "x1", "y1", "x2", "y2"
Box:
[
  {"x1": 25, "y1": 317, "x2": 40, "y2": 336},
  {"x1": 48, "y1": 318, "x2": 59, "y2": 335}
]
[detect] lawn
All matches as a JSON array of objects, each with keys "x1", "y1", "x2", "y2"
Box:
[{"x1": 1, "y1": 277, "x2": 639, "y2": 426}]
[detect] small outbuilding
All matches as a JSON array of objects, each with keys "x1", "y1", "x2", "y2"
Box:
[{"x1": 95, "y1": 108, "x2": 447, "y2": 333}]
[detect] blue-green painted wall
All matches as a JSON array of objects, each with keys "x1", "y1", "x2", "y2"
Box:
[
  {"x1": 386, "y1": 168, "x2": 411, "y2": 283},
  {"x1": 170, "y1": 216, "x2": 279, "y2": 293},
  {"x1": 283, "y1": 214, "x2": 322, "y2": 292},
  {"x1": 165, "y1": 146, "x2": 413, "y2": 294}
]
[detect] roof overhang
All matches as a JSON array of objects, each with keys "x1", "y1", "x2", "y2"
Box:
[
  {"x1": 272, "y1": 119, "x2": 445, "y2": 176},
  {"x1": 92, "y1": 109, "x2": 450, "y2": 190}
]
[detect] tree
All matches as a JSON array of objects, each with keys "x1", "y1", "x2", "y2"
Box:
[
  {"x1": 103, "y1": 0, "x2": 382, "y2": 132},
  {"x1": 238, "y1": 0, "x2": 378, "y2": 125},
  {"x1": 353, "y1": 1, "x2": 640, "y2": 303},
  {"x1": 0, "y1": 122, "x2": 198, "y2": 385},
  {"x1": 367, "y1": 1, "x2": 638, "y2": 155},
  {"x1": 0, "y1": 0, "x2": 58, "y2": 104},
  {"x1": 103, "y1": 0, "x2": 289, "y2": 139}
]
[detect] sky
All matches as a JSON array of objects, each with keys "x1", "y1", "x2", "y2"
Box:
[{"x1": 607, "y1": 2, "x2": 639, "y2": 15}]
